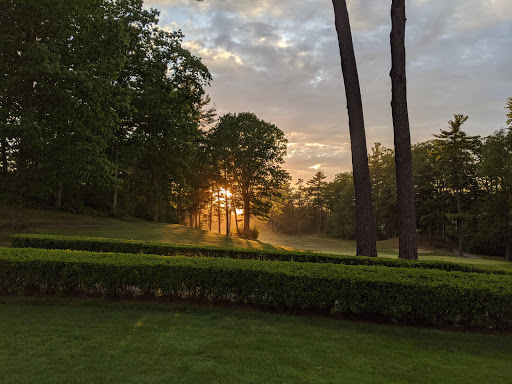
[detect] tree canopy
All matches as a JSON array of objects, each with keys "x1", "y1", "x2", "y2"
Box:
[{"x1": 209, "y1": 112, "x2": 289, "y2": 237}]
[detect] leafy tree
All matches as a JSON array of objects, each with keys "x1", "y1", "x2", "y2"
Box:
[
  {"x1": 331, "y1": 0, "x2": 377, "y2": 257},
  {"x1": 113, "y1": 8, "x2": 210, "y2": 221},
  {"x1": 324, "y1": 172, "x2": 356, "y2": 239},
  {"x1": 476, "y1": 129, "x2": 512, "y2": 260},
  {"x1": 506, "y1": 97, "x2": 512, "y2": 127},
  {"x1": 307, "y1": 171, "x2": 327, "y2": 233},
  {"x1": 294, "y1": 178, "x2": 306, "y2": 235},
  {"x1": 369, "y1": 143, "x2": 398, "y2": 239},
  {"x1": 412, "y1": 140, "x2": 447, "y2": 240},
  {"x1": 209, "y1": 112, "x2": 289, "y2": 238},
  {"x1": 0, "y1": 0, "x2": 128, "y2": 209}
]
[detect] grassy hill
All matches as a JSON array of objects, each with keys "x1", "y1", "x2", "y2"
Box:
[
  {"x1": 2, "y1": 207, "x2": 510, "y2": 268},
  {"x1": 0, "y1": 207, "x2": 289, "y2": 251}
]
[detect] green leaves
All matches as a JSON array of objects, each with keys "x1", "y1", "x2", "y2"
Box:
[
  {"x1": 2, "y1": 245, "x2": 511, "y2": 329},
  {"x1": 209, "y1": 112, "x2": 290, "y2": 226}
]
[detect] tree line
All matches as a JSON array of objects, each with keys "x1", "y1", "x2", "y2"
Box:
[
  {"x1": 269, "y1": 107, "x2": 512, "y2": 260},
  {"x1": 0, "y1": 0, "x2": 289, "y2": 238}
]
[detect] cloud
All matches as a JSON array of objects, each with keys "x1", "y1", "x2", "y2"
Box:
[{"x1": 146, "y1": 0, "x2": 512, "y2": 181}]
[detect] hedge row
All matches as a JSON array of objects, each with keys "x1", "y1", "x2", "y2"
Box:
[
  {"x1": 1, "y1": 247, "x2": 512, "y2": 329},
  {"x1": 10, "y1": 234, "x2": 512, "y2": 275}
]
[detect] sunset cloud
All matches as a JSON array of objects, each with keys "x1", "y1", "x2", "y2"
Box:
[{"x1": 146, "y1": 0, "x2": 512, "y2": 181}]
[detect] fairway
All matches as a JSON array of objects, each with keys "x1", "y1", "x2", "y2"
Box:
[
  {"x1": 2, "y1": 207, "x2": 510, "y2": 269},
  {"x1": 1, "y1": 297, "x2": 511, "y2": 384},
  {"x1": 0, "y1": 207, "x2": 289, "y2": 252}
]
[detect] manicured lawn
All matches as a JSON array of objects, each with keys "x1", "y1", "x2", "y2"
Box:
[
  {"x1": 0, "y1": 297, "x2": 511, "y2": 384},
  {"x1": 259, "y1": 231, "x2": 512, "y2": 269},
  {"x1": 2, "y1": 207, "x2": 510, "y2": 269},
  {"x1": 0, "y1": 207, "x2": 289, "y2": 251}
]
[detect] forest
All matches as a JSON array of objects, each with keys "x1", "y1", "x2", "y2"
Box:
[
  {"x1": 270, "y1": 108, "x2": 512, "y2": 258},
  {"x1": 0, "y1": 0, "x2": 289, "y2": 239}
]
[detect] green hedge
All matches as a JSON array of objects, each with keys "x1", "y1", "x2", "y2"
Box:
[
  {"x1": 1, "y1": 247, "x2": 512, "y2": 329},
  {"x1": 10, "y1": 234, "x2": 512, "y2": 275}
]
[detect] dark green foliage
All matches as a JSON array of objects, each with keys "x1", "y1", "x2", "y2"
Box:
[
  {"x1": 11, "y1": 234, "x2": 512, "y2": 275},
  {"x1": 209, "y1": 112, "x2": 290, "y2": 237},
  {"x1": 1, "y1": 247, "x2": 511, "y2": 329},
  {"x1": 0, "y1": 0, "x2": 211, "y2": 221}
]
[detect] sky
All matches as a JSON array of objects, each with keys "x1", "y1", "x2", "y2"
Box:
[{"x1": 145, "y1": 0, "x2": 512, "y2": 182}]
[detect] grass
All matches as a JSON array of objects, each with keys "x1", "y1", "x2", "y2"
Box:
[
  {"x1": 1, "y1": 207, "x2": 511, "y2": 269},
  {"x1": 1, "y1": 209, "x2": 511, "y2": 382},
  {"x1": 0, "y1": 207, "x2": 289, "y2": 251},
  {"x1": 259, "y1": 231, "x2": 512, "y2": 269},
  {"x1": 1, "y1": 296, "x2": 511, "y2": 384}
]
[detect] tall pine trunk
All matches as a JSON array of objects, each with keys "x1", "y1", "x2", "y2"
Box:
[
  {"x1": 390, "y1": 0, "x2": 418, "y2": 259},
  {"x1": 332, "y1": 0, "x2": 377, "y2": 257}
]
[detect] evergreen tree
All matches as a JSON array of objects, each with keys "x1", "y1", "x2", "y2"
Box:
[{"x1": 433, "y1": 115, "x2": 479, "y2": 256}]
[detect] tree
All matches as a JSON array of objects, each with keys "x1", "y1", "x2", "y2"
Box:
[
  {"x1": 412, "y1": 140, "x2": 447, "y2": 240},
  {"x1": 324, "y1": 172, "x2": 356, "y2": 239},
  {"x1": 307, "y1": 171, "x2": 327, "y2": 233},
  {"x1": 390, "y1": 0, "x2": 418, "y2": 259},
  {"x1": 294, "y1": 178, "x2": 306, "y2": 235},
  {"x1": 477, "y1": 129, "x2": 512, "y2": 260},
  {"x1": 331, "y1": 0, "x2": 377, "y2": 257},
  {"x1": 506, "y1": 97, "x2": 512, "y2": 127},
  {"x1": 369, "y1": 143, "x2": 398, "y2": 239},
  {"x1": 209, "y1": 112, "x2": 289, "y2": 238},
  {"x1": 434, "y1": 114, "x2": 479, "y2": 256}
]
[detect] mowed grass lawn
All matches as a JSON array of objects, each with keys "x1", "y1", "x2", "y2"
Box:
[
  {"x1": 1, "y1": 296, "x2": 511, "y2": 384},
  {"x1": 2, "y1": 207, "x2": 511, "y2": 269},
  {"x1": 1, "y1": 208, "x2": 512, "y2": 382},
  {"x1": 0, "y1": 207, "x2": 289, "y2": 251}
]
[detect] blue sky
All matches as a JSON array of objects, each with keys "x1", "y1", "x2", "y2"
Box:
[{"x1": 145, "y1": 0, "x2": 512, "y2": 181}]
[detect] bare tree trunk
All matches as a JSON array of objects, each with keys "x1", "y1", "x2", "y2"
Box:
[
  {"x1": 55, "y1": 181, "x2": 62, "y2": 209},
  {"x1": 506, "y1": 230, "x2": 512, "y2": 261},
  {"x1": 208, "y1": 199, "x2": 213, "y2": 231},
  {"x1": 243, "y1": 194, "x2": 251, "y2": 238},
  {"x1": 456, "y1": 191, "x2": 463, "y2": 256},
  {"x1": 151, "y1": 175, "x2": 159, "y2": 222},
  {"x1": 1, "y1": 139, "x2": 8, "y2": 176},
  {"x1": 232, "y1": 193, "x2": 239, "y2": 234},
  {"x1": 332, "y1": 0, "x2": 377, "y2": 257},
  {"x1": 217, "y1": 186, "x2": 222, "y2": 233},
  {"x1": 225, "y1": 196, "x2": 230, "y2": 236},
  {"x1": 390, "y1": 0, "x2": 418, "y2": 260},
  {"x1": 177, "y1": 192, "x2": 183, "y2": 224},
  {"x1": 112, "y1": 145, "x2": 119, "y2": 214}
]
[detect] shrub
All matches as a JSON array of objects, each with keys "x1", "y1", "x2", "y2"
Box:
[
  {"x1": 1, "y1": 247, "x2": 511, "y2": 329},
  {"x1": 232, "y1": 226, "x2": 260, "y2": 240},
  {"x1": 10, "y1": 234, "x2": 512, "y2": 275}
]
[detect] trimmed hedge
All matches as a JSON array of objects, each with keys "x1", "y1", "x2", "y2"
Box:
[
  {"x1": 1, "y1": 247, "x2": 512, "y2": 329},
  {"x1": 10, "y1": 233, "x2": 512, "y2": 275}
]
